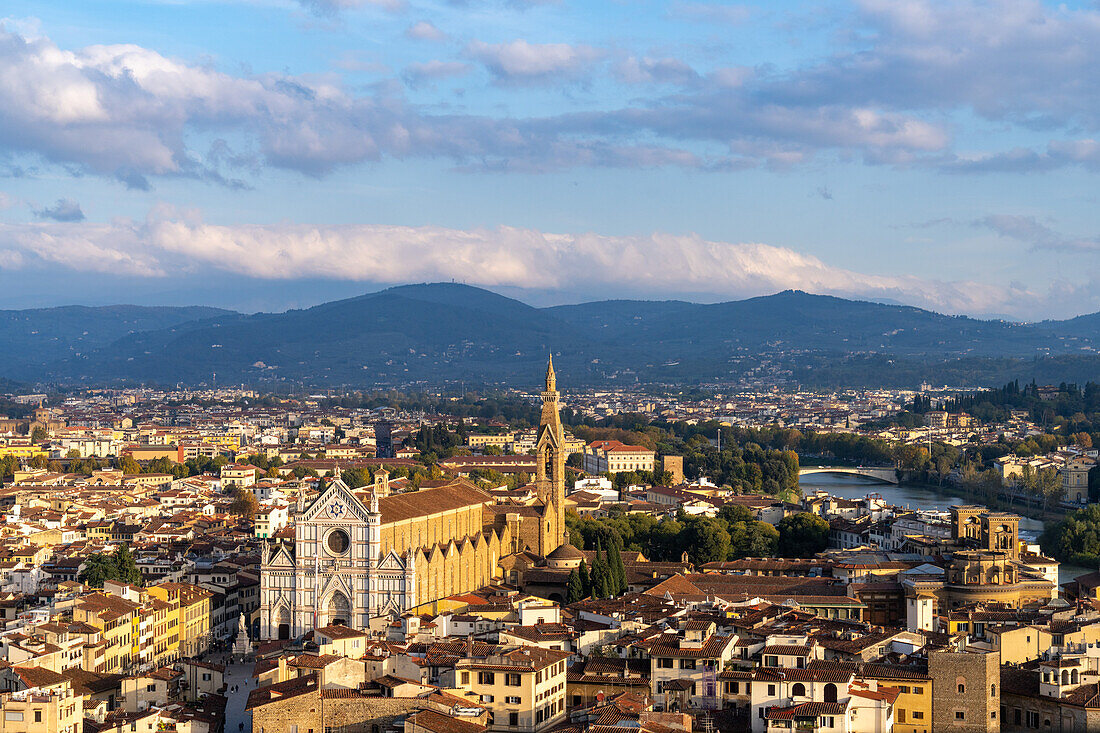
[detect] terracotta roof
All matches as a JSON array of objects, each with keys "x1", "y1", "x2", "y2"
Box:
[
  {"x1": 379, "y1": 482, "x2": 491, "y2": 524},
  {"x1": 15, "y1": 665, "x2": 68, "y2": 689},
  {"x1": 754, "y1": 667, "x2": 854, "y2": 683},
  {"x1": 767, "y1": 702, "x2": 847, "y2": 719},
  {"x1": 407, "y1": 709, "x2": 486, "y2": 733},
  {"x1": 245, "y1": 674, "x2": 318, "y2": 709}
]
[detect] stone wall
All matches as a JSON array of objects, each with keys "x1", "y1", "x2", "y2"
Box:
[{"x1": 929, "y1": 647, "x2": 1000, "y2": 733}]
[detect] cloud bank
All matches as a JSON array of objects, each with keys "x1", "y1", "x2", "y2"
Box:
[
  {"x1": 0, "y1": 209, "x2": 1052, "y2": 317},
  {"x1": 5, "y1": 1, "x2": 1100, "y2": 183}
]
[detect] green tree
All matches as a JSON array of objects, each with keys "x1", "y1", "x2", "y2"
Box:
[
  {"x1": 1036, "y1": 467, "x2": 1063, "y2": 510},
  {"x1": 682, "y1": 517, "x2": 731, "y2": 566},
  {"x1": 0, "y1": 454, "x2": 18, "y2": 481},
  {"x1": 341, "y1": 467, "x2": 372, "y2": 489},
  {"x1": 607, "y1": 544, "x2": 627, "y2": 595},
  {"x1": 578, "y1": 560, "x2": 591, "y2": 597},
  {"x1": 1043, "y1": 504, "x2": 1100, "y2": 565},
  {"x1": 566, "y1": 569, "x2": 584, "y2": 603},
  {"x1": 118, "y1": 455, "x2": 141, "y2": 475},
  {"x1": 590, "y1": 542, "x2": 611, "y2": 599},
  {"x1": 743, "y1": 522, "x2": 780, "y2": 557},
  {"x1": 113, "y1": 545, "x2": 143, "y2": 586},
  {"x1": 78, "y1": 554, "x2": 117, "y2": 588},
  {"x1": 30, "y1": 426, "x2": 47, "y2": 442},
  {"x1": 776, "y1": 513, "x2": 831, "y2": 558}
]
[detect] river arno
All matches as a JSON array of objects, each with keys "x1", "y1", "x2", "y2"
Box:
[{"x1": 798, "y1": 473, "x2": 1095, "y2": 586}]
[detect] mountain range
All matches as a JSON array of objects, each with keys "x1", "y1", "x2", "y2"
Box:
[{"x1": 3, "y1": 283, "x2": 1100, "y2": 390}]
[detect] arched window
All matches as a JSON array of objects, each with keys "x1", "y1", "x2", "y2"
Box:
[
  {"x1": 1062, "y1": 670, "x2": 1070, "y2": 685},
  {"x1": 958, "y1": 683, "x2": 965, "y2": 694},
  {"x1": 791, "y1": 683, "x2": 806, "y2": 697},
  {"x1": 1072, "y1": 669, "x2": 1079, "y2": 685},
  {"x1": 991, "y1": 683, "x2": 996, "y2": 696},
  {"x1": 824, "y1": 683, "x2": 837, "y2": 703}
]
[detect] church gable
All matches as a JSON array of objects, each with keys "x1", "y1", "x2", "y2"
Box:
[
  {"x1": 267, "y1": 544, "x2": 295, "y2": 568},
  {"x1": 378, "y1": 551, "x2": 407, "y2": 571},
  {"x1": 318, "y1": 572, "x2": 352, "y2": 601},
  {"x1": 300, "y1": 478, "x2": 371, "y2": 524}
]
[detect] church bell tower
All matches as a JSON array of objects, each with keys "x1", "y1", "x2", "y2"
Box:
[{"x1": 535, "y1": 354, "x2": 566, "y2": 555}]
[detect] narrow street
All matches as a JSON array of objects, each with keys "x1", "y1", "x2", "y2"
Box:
[{"x1": 209, "y1": 653, "x2": 255, "y2": 733}]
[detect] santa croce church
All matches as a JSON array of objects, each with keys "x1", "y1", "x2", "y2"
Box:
[{"x1": 259, "y1": 357, "x2": 569, "y2": 640}]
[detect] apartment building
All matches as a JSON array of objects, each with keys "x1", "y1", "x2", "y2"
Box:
[
  {"x1": 453, "y1": 646, "x2": 570, "y2": 732},
  {"x1": 583, "y1": 440, "x2": 656, "y2": 475}
]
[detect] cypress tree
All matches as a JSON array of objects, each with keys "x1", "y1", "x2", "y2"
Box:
[
  {"x1": 591, "y1": 542, "x2": 611, "y2": 599},
  {"x1": 607, "y1": 544, "x2": 627, "y2": 595},
  {"x1": 578, "y1": 560, "x2": 591, "y2": 597},
  {"x1": 566, "y1": 569, "x2": 584, "y2": 604}
]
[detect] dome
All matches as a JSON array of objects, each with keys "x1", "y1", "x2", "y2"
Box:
[{"x1": 546, "y1": 542, "x2": 585, "y2": 569}]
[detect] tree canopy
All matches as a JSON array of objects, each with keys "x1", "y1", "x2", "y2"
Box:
[
  {"x1": 78, "y1": 545, "x2": 143, "y2": 588},
  {"x1": 776, "y1": 513, "x2": 831, "y2": 558}
]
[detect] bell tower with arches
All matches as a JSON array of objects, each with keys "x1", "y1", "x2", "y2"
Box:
[{"x1": 535, "y1": 354, "x2": 567, "y2": 555}]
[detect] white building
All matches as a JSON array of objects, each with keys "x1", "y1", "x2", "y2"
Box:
[{"x1": 582, "y1": 440, "x2": 656, "y2": 475}]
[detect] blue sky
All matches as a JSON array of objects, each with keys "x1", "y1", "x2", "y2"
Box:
[{"x1": 1, "y1": 0, "x2": 1100, "y2": 319}]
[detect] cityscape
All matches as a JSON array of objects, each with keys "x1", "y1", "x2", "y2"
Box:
[{"x1": 6, "y1": 1, "x2": 1100, "y2": 732}]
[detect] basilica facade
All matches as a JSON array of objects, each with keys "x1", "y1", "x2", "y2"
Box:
[{"x1": 259, "y1": 358, "x2": 568, "y2": 640}]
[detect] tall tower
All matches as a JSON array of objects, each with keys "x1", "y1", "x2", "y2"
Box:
[{"x1": 535, "y1": 354, "x2": 566, "y2": 555}]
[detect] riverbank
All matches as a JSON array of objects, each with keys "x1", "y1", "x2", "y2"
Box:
[{"x1": 799, "y1": 474, "x2": 1096, "y2": 585}]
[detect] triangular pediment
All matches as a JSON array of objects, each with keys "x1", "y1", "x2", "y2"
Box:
[
  {"x1": 319, "y1": 572, "x2": 352, "y2": 601},
  {"x1": 379, "y1": 551, "x2": 406, "y2": 570},
  {"x1": 267, "y1": 544, "x2": 295, "y2": 568},
  {"x1": 301, "y1": 479, "x2": 371, "y2": 524}
]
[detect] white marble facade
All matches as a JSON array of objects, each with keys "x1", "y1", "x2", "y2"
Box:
[{"x1": 259, "y1": 480, "x2": 415, "y2": 639}]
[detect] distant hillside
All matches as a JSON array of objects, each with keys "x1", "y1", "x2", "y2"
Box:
[
  {"x1": 6, "y1": 284, "x2": 1100, "y2": 389},
  {"x1": 47, "y1": 284, "x2": 610, "y2": 387},
  {"x1": 0, "y1": 305, "x2": 233, "y2": 378}
]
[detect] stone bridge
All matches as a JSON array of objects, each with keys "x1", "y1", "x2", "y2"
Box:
[{"x1": 798, "y1": 466, "x2": 899, "y2": 484}]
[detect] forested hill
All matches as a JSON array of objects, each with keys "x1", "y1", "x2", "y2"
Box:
[{"x1": 4, "y1": 283, "x2": 1100, "y2": 389}]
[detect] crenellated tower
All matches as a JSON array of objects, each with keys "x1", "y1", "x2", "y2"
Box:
[{"x1": 535, "y1": 354, "x2": 567, "y2": 555}]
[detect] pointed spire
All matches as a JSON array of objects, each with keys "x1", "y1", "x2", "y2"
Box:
[{"x1": 545, "y1": 352, "x2": 557, "y2": 392}]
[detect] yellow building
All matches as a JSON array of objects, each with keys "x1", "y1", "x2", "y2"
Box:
[
  {"x1": 454, "y1": 645, "x2": 570, "y2": 732},
  {"x1": 145, "y1": 586, "x2": 182, "y2": 663},
  {"x1": 0, "y1": 444, "x2": 48, "y2": 460},
  {"x1": 0, "y1": 683, "x2": 82, "y2": 733},
  {"x1": 72, "y1": 594, "x2": 141, "y2": 674},
  {"x1": 148, "y1": 583, "x2": 211, "y2": 658}
]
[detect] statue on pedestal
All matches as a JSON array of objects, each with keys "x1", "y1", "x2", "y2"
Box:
[{"x1": 231, "y1": 613, "x2": 253, "y2": 661}]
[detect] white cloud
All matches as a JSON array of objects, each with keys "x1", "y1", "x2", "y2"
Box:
[
  {"x1": 0, "y1": 208, "x2": 1051, "y2": 317},
  {"x1": 6, "y1": 4, "x2": 1100, "y2": 181},
  {"x1": 979, "y1": 215, "x2": 1100, "y2": 252},
  {"x1": 614, "y1": 56, "x2": 700, "y2": 86},
  {"x1": 466, "y1": 39, "x2": 603, "y2": 84},
  {"x1": 405, "y1": 20, "x2": 447, "y2": 42},
  {"x1": 34, "y1": 198, "x2": 84, "y2": 222},
  {"x1": 403, "y1": 60, "x2": 471, "y2": 87}
]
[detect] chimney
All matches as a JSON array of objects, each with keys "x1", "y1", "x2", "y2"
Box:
[{"x1": 466, "y1": 633, "x2": 474, "y2": 659}]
